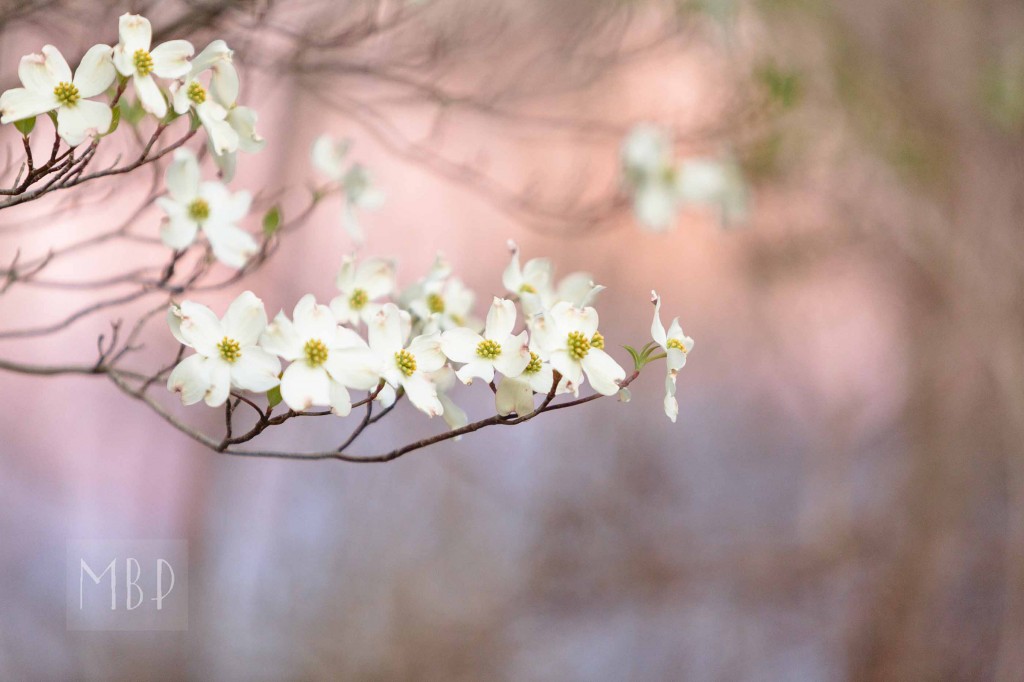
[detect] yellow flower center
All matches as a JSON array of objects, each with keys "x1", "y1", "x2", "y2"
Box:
[
  {"x1": 426, "y1": 293, "x2": 445, "y2": 314},
  {"x1": 666, "y1": 338, "x2": 688, "y2": 352},
  {"x1": 349, "y1": 288, "x2": 369, "y2": 310},
  {"x1": 567, "y1": 330, "x2": 590, "y2": 360},
  {"x1": 53, "y1": 81, "x2": 80, "y2": 107},
  {"x1": 476, "y1": 339, "x2": 502, "y2": 360},
  {"x1": 133, "y1": 48, "x2": 154, "y2": 77},
  {"x1": 519, "y1": 283, "x2": 536, "y2": 294},
  {"x1": 590, "y1": 331, "x2": 605, "y2": 350},
  {"x1": 187, "y1": 81, "x2": 206, "y2": 104},
  {"x1": 217, "y1": 336, "x2": 241, "y2": 363},
  {"x1": 304, "y1": 338, "x2": 329, "y2": 367},
  {"x1": 395, "y1": 349, "x2": 417, "y2": 377},
  {"x1": 188, "y1": 198, "x2": 210, "y2": 222},
  {"x1": 524, "y1": 352, "x2": 542, "y2": 374}
]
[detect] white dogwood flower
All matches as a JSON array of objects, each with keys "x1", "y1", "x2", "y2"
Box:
[
  {"x1": 502, "y1": 241, "x2": 553, "y2": 316},
  {"x1": 368, "y1": 303, "x2": 446, "y2": 416},
  {"x1": 170, "y1": 41, "x2": 238, "y2": 155},
  {"x1": 330, "y1": 256, "x2": 396, "y2": 327},
  {"x1": 311, "y1": 135, "x2": 384, "y2": 243},
  {"x1": 400, "y1": 255, "x2": 479, "y2": 331},
  {"x1": 676, "y1": 157, "x2": 749, "y2": 228},
  {"x1": 441, "y1": 297, "x2": 530, "y2": 385},
  {"x1": 650, "y1": 291, "x2": 694, "y2": 422},
  {"x1": 621, "y1": 124, "x2": 684, "y2": 231},
  {"x1": 166, "y1": 291, "x2": 281, "y2": 407},
  {"x1": 531, "y1": 302, "x2": 625, "y2": 396},
  {"x1": 113, "y1": 13, "x2": 194, "y2": 118},
  {"x1": 259, "y1": 295, "x2": 382, "y2": 415},
  {"x1": 155, "y1": 148, "x2": 257, "y2": 268},
  {"x1": 494, "y1": 349, "x2": 565, "y2": 417},
  {"x1": 186, "y1": 41, "x2": 265, "y2": 180},
  {"x1": 0, "y1": 44, "x2": 115, "y2": 146}
]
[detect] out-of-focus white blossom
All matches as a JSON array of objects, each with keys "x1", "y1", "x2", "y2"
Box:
[
  {"x1": 0, "y1": 45, "x2": 115, "y2": 146},
  {"x1": 170, "y1": 40, "x2": 238, "y2": 155},
  {"x1": 311, "y1": 134, "x2": 385, "y2": 244},
  {"x1": 400, "y1": 254, "x2": 480, "y2": 332},
  {"x1": 167, "y1": 292, "x2": 281, "y2": 407},
  {"x1": 155, "y1": 148, "x2": 257, "y2": 268},
  {"x1": 622, "y1": 123, "x2": 748, "y2": 231}
]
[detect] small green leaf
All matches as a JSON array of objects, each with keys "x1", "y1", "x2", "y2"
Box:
[
  {"x1": 103, "y1": 105, "x2": 120, "y2": 136},
  {"x1": 13, "y1": 117, "x2": 35, "y2": 136},
  {"x1": 120, "y1": 99, "x2": 145, "y2": 126},
  {"x1": 262, "y1": 205, "x2": 282, "y2": 237},
  {"x1": 266, "y1": 385, "x2": 282, "y2": 409},
  {"x1": 623, "y1": 345, "x2": 643, "y2": 371}
]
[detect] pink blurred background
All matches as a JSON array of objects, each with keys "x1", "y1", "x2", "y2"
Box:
[{"x1": 2, "y1": 1, "x2": 1024, "y2": 679}]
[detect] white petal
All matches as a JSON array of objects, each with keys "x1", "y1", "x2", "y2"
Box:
[
  {"x1": 581, "y1": 348, "x2": 626, "y2": 396},
  {"x1": 527, "y1": 365, "x2": 556, "y2": 395},
  {"x1": 212, "y1": 148, "x2": 237, "y2": 181},
  {"x1": 167, "y1": 304, "x2": 187, "y2": 346},
  {"x1": 0, "y1": 87, "x2": 56, "y2": 124},
  {"x1": 311, "y1": 134, "x2": 349, "y2": 179},
  {"x1": 167, "y1": 354, "x2": 211, "y2": 405},
  {"x1": 230, "y1": 347, "x2": 280, "y2": 392},
  {"x1": 18, "y1": 49, "x2": 61, "y2": 93},
  {"x1": 178, "y1": 300, "x2": 223, "y2": 356},
  {"x1": 356, "y1": 258, "x2": 396, "y2": 299},
  {"x1": 439, "y1": 393, "x2": 468, "y2": 430},
  {"x1": 39, "y1": 45, "x2": 72, "y2": 86},
  {"x1": 556, "y1": 272, "x2": 594, "y2": 307},
  {"x1": 223, "y1": 290, "x2": 267, "y2": 345},
  {"x1": 667, "y1": 347, "x2": 688, "y2": 373},
  {"x1": 484, "y1": 297, "x2": 517, "y2": 341},
  {"x1": 521, "y1": 257, "x2": 553, "y2": 292},
  {"x1": 456, "y1": 360, "x2": 493, "y2": 385},
  {"x1": 495, "y1": 377, "x2": 534, "y2": 417},
  {"x1": 159, "y1": 213, "x2": 199, "y2": 251},
  {"x1": 165, "y1": 148, "x2": 200, "y2": 203},
  {"x1": 204, "y1": 362, "x2": 231, "y2": 407},
  {"x1": 502, "y1": 240, "x2": 522, "y2": 292},
  {"x1": 134, "y1": 73, "x2": 166, "y2": 117},
  {"x1": 324, "y1": 347, "x2": 381, "y2": 391},
  {"x1": 401, "y1": 373, "x2": 443, "y2": 417},
  {"x1": 549, "y1": 350, "x2": 583, "y2": 391},
  {"x1": 328, "y1": 380, "x2": 352, "y2": 417},
  {"x1": 408, "y1": 333, "x2": 446, "y2": 373},
  {"x1": 292, "y1": 294, "x2": 337, "y2": 343},
  {"x1": 197, "y1": 101, "x2": 238, "y2": 155},
  {"x1": 72, "y1": 44, "x2": 115, "y2": 98},
  {"x1": 280, "y1": 362, "x2": 330, "y2": 411},
  {"x1": 191, "y1": 39, "x2": 232, "y2": 75},
  {"x1": 376, "y1": 383, "x2": 396, "y2": 408},
  {"x1": 204, "y1": 222, "x2": 258, "y2": 269},
  {"x1": 56, "y1": 99, "x2": 111, "y2": 146},
  {"x1": 440, "y1": 327, "x2": 483, "y2": 363},
  {"x1": 650, "y1": 292, "x2": 667, "y2": 348},
  {"x1": 634, "y1": 184, "x2": 678, "y2": 231},
  {"x1": 150, "y1": 40, "x2": 194, "y2": 79},
  {"x1": 493, "y1": 334, "x2": 531, "y2": 378},
  {"x1": 118, "y1": 13, "x2": 152, "y2": 54},
  {"x1": 226, "y1": 106, "x2": 264, "y2": 153},
  {"x1": 210, "y1": 60, "x2": 239, "y2": 108},
  {"x1": 664, "y1": 372, "x2": 678, "y2": 423},
  {"x1": 259, "y1": 312, "x2": 303, "y2": 361},
  {"x1": 368, "y1": 303, "x2": 405, "y2": 355}
]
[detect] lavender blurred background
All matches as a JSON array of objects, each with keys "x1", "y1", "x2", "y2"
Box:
[{"x1": 2, "y1": 0, "x2": 1024, "y2": 679}]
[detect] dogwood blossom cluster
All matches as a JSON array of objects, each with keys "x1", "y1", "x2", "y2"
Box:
[
  {"x1": 167, "y1": 244, "x2": 695, "y2": 427},
  {"x1": 621, "y1": 124, "x2": 748, "y2": 231},
  {"x1": 0, "y1": 13, "x2": 264, "y2": 170}
]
